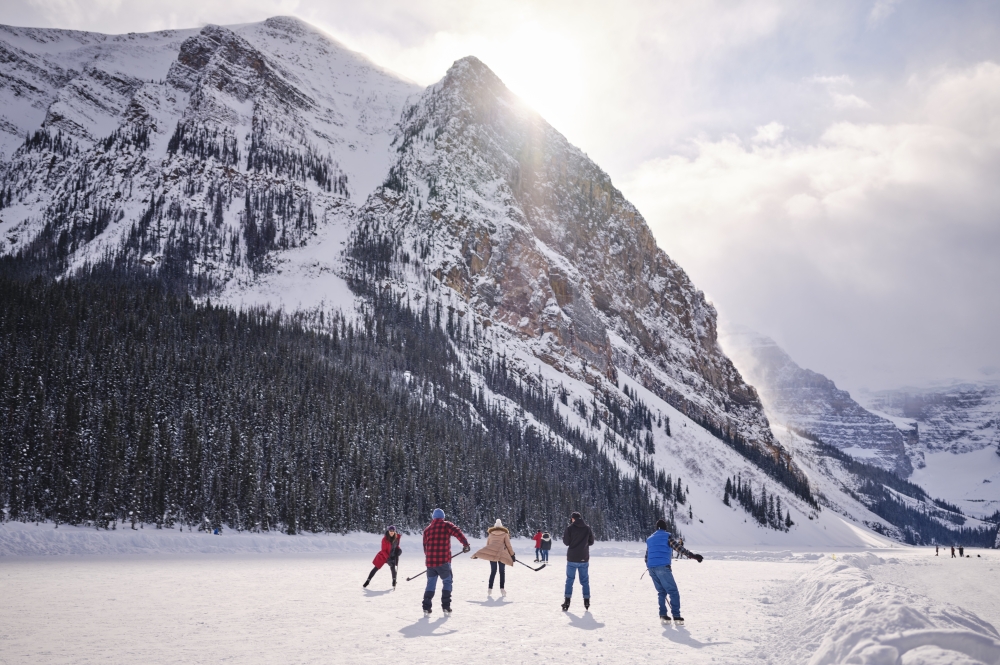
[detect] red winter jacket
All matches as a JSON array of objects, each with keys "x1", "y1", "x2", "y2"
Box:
[
  {"x1": 533, "y1": 531, "x2": 543, "y2": 548},
  {"x1": 422, "y1": 519, "x2": 469, "y2": 567},
  {"x1": 373, "y1": 532, "x2": 401, "y2": 568}
]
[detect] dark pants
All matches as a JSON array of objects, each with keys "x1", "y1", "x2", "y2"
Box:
[
  {"x1": 541, "y1": 549, "x2": 549, "y2": 562},
  {"x1": 423, "y1": 563, "x2": 453, "y2": 611},
  {"x1": 366, "y1": 561, "x2": 397, "y2": 585},
  {"x1": 535, "y1": 547, "x2": 542, "y2": 560},
  {"x1": 489, "y1": 561, "x2": 506, "y2": 589}
]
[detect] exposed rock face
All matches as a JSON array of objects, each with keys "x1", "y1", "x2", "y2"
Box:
[
  {"x1": 355, "y1": 57, "x2": 775, "y2": 450},
  {"x1": 861, "y1": 383, "x2": 1000, "y2": 455},
  {"x1": 721, "y1": 327, "x2": 912, "y2": 476}
]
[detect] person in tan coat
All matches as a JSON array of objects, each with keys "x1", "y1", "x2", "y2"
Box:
[{"x1": 471, "y1": 519, "x2": 517, "y2": 596}]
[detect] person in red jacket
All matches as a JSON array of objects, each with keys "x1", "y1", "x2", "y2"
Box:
[
  {"x1": 422, "y1": 508, "x2": 470, "y2": 616},
  {"x1": 533, "y1": 530, "x2": 544, "y2": 562},
  {"x1": 364, "y1": 525, "x2": 401, "y2": 589}
]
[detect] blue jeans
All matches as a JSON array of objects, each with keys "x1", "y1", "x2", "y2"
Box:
[
  {"x1": 648, "y1": 565, "x2": 680, "y2": 618},
  {"x1": 535, "y1": 547, "x2": 542, "y2": 560},
  {"x1": 541, "y1": 549, "x2": 549, "y2": 562},
  {"x1": 423, "y1": 564, "x2": 453, "y2": 611},
  {"x1": 565, "y1": 561, "x2": 590, "y2": 598},
  {"x1": 489, "y1": 561, "x2": 505, "y2": 588}
]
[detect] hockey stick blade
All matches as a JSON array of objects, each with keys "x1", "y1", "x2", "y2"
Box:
[{"x1": 515, "y1": 559, "x2": 546, "y2": 572}]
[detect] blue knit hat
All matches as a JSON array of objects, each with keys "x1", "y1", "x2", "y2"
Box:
[{"x1": 432, "y1": 508, "x2": 445, "y2": 520}]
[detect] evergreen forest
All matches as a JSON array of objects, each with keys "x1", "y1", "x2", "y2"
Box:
[{"x1": 0, "y1": 257, "x2": 668, "y2": 539}]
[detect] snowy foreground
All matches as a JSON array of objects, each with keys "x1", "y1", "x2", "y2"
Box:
[{"x1": 2, "y1": 525, "x2": 999, "y2": 664}]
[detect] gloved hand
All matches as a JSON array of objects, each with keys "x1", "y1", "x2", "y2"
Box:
[
  {"x1": 462, "y1": 545, "x2": 470, "y2": 553},
  {"x1": 694, "y1": 554, "x2": 704, "y2": 563},
  {"x1": 511, "y1": 555, "x2": 516, "y2": 563}
]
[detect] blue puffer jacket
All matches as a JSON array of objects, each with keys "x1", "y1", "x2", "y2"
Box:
[{"x1": 645, "y1": 529, "x2": 674, "y2": 568}]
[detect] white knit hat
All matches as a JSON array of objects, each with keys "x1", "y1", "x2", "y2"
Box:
[{"x1": 494, "y1": 519, "x2": 504, "y2": 528}]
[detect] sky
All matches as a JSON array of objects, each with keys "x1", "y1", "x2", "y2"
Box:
[{"x1": 2, "y1": 0, "x2": 999, "y2": 393}]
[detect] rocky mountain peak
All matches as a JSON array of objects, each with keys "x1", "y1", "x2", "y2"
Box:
[{"x1": 357, "y1": 56, "x2": 777, "y2": 453}]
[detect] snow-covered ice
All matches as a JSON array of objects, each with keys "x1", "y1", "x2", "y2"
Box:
[{"x1": 2, "y1": 524, "x2": 998, "y2": 664}]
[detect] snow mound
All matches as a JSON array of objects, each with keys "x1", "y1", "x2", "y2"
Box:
[{"x1": 770, "y1": 551, "x2": 1000, "y2": 664}]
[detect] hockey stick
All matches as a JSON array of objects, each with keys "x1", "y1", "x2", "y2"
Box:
[
  {"x1": 515, "y1": 559, "x2": 546, "y2": 572},
  {"x1": 405, "y1": 549, "x2": 468, "y2": 582}
]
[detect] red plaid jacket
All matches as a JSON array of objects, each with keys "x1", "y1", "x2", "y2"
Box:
[{"x1": 422, "y1": 519, "x2": 469, "y2": 567}]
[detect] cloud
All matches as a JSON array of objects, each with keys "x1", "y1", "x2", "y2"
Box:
[
  {"x1": 622, "y1": 61, "x2": 1000, "y2": 390},
  {"x1": 869, "y1": 0, "x2": 905, "y2": 26},
  {"x1": 752, "y1": 122, "x2": 786, "y2": 144},
  {"x1": 809, "y1": 74, "x2": 872, "y2": 111}
]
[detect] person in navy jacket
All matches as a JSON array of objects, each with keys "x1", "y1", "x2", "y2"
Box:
[{"x1": 645, "y1": 519, "x2": 703, "y2": 625}]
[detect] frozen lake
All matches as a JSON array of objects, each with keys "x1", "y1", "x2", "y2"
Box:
[{"x1": 2, "y1": 527, "x2": 999, "y2": 664}]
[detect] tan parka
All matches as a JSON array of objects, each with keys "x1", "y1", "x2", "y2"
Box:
[{"x1": 471, "y1": 526, "x2": 515, "y2": 566}]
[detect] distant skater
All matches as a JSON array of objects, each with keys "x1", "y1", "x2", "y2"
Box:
[
  {"x1": 959, "y1": 546, "x2": 964, "y2": 557},
  {"x1": 422, "y1": 508, "x2": 470, "y2": 616},
  {"x1": 562, "y1": 511, "x2": 595, "y2": 611},
  {"x1": 471, "y1": 519, "x2": 516, "y2": 596},
  {"x1": 952, "y1": 546, "x2": 956, "y2": 558},
  {"x1": 364, "y1": 525, "x2": 401, "y2": 588},
  {"x1": 935, "y1": 545, "x2": 939, "y2": 556},
  {"x1": 645, "y1": 519, "x2": 703, "y2": 625},
  {"x1": 533, "y1": 530, "x2": 544, "y2": 562},
  {"x1": 540, "y1": 531, "x2": 552, "y2": 562}
]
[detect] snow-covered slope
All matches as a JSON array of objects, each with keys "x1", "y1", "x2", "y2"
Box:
[
  {"x1": 721, "y1": 326, "x2": 911, "y2": 476},
  {"x1": 0, "y1": 17, "x2": 418, "y2": 311},
  {"x1": 859, "y1": 382, "x2": 1000, "y2": 518}
]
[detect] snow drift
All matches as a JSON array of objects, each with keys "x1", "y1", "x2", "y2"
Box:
[{"x1": 769, "y1": 552, "x2": 1000, "y2": 664}]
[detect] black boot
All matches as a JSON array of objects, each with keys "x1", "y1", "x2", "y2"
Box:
[
  {"x1": 561, "y1": 597, "x2": 571, "y2": 611},
  {"x1": 584, "y1": 598, "x2": 590, "y2": 610},
  {"x1": 422, "y1": 590, "x2": 434, "y2": 615},
  {"x1": 442, "y1": 590, "x2": 452, "y2": 615}
]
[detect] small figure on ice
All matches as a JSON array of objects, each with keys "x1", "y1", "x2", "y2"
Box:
[
  {"x1": 562, "y1": 511, "x2": 595, "y2": 612},
  {"x1": 421, "y1": 508, "x2": 470, "y2": 617},
  {"x1": 540, "y1": 531, "x2": 551, "y2": 562},
  {"x1": 471, "y1": 518, "x2": 516, "y2": 596},
  {"x1": 364, "y1": 525, "x2": 401, "y2": 589},
  {"x1": 533, "y1": 529, "x2": 544, "y2": 562},
  {"x1": 645, "y1": 518, "x2": 703, "y2": 626}
]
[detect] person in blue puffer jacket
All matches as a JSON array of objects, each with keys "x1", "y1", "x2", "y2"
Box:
[{"x1": 645, "y1": 519, "x2": 703, "y2": 625}]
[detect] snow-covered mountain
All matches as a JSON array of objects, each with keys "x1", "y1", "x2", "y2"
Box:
[
  {"x1": 1, "y1": 17, "x2": 993, "y2": 547},
  {"x1": 858, "y1": 382, "x2": 1000, "y2": 518},
  {"x1": 720, "y1": 327, "x2": 911, "y2": 476},
  {"x1": 721, "y1": 327, "x2": 1000, "y2": 521}
]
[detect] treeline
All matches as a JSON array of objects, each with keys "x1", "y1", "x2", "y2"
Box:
[
  {"x1": 723, "y1": 475, "x2": 793, "y2": 531},
  {"x1": 247, "y1": 125, "x2": 347, "y2": 194},
  {"x1": 167, "y1": 122, "x2": 239, "y2": 166},
  {"x1": 0, "y1": 258, "x2": 668, "y2": 539},
  {"x1": 807, "y1": 435, "x2": 997, "y2": 546}
]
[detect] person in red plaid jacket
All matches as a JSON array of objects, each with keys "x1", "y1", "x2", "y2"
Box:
[{"x1": 422, "y1": 508, "x2": 470, "y2": 616}]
